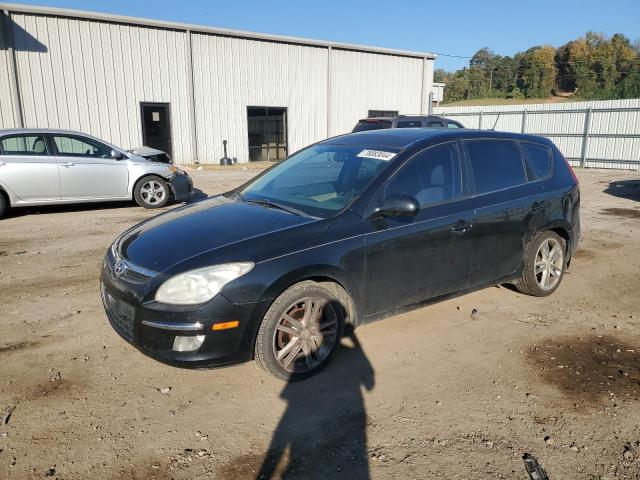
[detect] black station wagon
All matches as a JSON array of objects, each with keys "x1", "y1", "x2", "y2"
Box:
[{"x1": 101, "y1": 129, "x2": 580, "y2": 380}]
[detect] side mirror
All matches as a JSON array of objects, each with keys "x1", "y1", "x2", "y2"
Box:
[
  {"x1": 371, "y1": 194, "x2": 419, "y2": 219},
  {"x1": 110, "y1": 149, "x2": 124, "y2": 160}
]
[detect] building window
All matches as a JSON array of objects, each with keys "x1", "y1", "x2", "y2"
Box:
[
  {"x1": 368, "y1": 110, "x2": 398, "y2": 118},
  {"x1": 247, "y1": 107, "x2": 288, "y2": 162}
]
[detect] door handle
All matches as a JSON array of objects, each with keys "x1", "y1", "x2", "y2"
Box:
[
  {"x1": 530, "y1": 201, "x2": 545, "y2": 214},
  {"x1": 60, "y1": 162, "x2": 75, "y2": 167},
  {"x1": 452, "y1": 221, "x2": 473, "y2": 234}
]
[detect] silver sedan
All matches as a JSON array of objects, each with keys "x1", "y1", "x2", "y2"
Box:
[{"x1": 0, "y1": 129, "x2": 193, "y2": 217}]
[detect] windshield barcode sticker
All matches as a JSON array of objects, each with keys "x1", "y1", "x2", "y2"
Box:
[{"x1": 356, "y1": 150, "x2": 397, "y2": 161}]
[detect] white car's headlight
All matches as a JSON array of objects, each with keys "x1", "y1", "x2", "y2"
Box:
[
  {"x1": 155, "y1": 262, "x2": 254, "y2": 305},
  {"x1": 168, "y1": 165, "x2": 184, "y2": 175}
]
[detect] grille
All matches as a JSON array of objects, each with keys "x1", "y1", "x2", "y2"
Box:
[
  {"x1": 103, "y1": 288, "x2": 136, "y2": 342},
  {"x1": 122, "y1": 267, "x2": 152, "y2": 283}
]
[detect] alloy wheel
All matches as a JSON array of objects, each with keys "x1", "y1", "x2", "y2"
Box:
[
  {"x1": 140, "y1": 180, "x2": 166, "y2": 205},
  {"x1": 272, "y1": 297, "x2": 339, "y2": 373},
  {"x1": 534, "y1": 238, "x2": 564, "y2": 291}
]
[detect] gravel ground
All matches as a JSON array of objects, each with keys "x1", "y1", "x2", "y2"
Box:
[{"x1": 1, "y1": 167, "x2": 639, "y2": 479}]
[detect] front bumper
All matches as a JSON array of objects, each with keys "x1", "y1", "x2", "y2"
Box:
[
  {"x1": 100, "y1": 265, "x2": 271, "y2": 369},
  {"x1": 169, "y1": 174, "x2": 194, "y2": 202}
]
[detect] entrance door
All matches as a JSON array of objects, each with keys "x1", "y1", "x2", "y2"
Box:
[
  {"x1": 247, "y1": 107, "x2": 288, "y2": 162},
  {"x1": 141, "y1": 103, "x2": 172, "y2": 157}
]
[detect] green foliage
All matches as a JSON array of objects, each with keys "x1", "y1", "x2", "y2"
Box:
[{"x1": 441, "y1": 32, "x2": 640, "y2": 103}]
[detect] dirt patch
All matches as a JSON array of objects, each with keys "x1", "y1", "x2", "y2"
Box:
[
  {"x1": 27, "y1": 378, "x2": 73, "y2": 400},
  {"x1": 601, "y1": 207, "x2": 640, "y2": 219},
  {"x1": 572, "y1": 248, "x2": 596, "y2": 260},
  {"x1": 218, "y1": 452, "x2": 266, "y2": 479},
  {"x1": 527, "y1": 335, "x2": 640, "y2": 408},
  {"x1": 0, "y1": 341, "x2": 39, "y2": 355}
]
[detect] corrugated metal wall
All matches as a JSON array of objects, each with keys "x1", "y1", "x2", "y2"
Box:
[
  {"x1": 1, "y1": 9, "x2": 430, "y2": 164},
  {"x1": 329, "y1": 50, "x2": 424, "y2": 136},
  {"x1": 0, "y1": 12, "x2": 18, "y2": 128},
  {"x1": 192, "y1": 35, "x2": 329, "y2": 163},
  {"x1": 6, "y1": 13, "x2": 194, "y2": 162},
  {"x1": 435, "y1": 99, "x2": 640, "y2": 170}
]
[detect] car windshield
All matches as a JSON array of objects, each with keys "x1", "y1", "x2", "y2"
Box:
[{"x1": 238, "y1": 144, "x2": 399, "y2": 218}]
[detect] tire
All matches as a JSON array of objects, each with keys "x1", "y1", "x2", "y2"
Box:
[
  {"x1": 0, "y1": 194, "x2": 6, "y2": 218},
  {"x1": 254, "y1": 280, "x2": 346, "y2": 381},
  {"x1": 514, "y1": 231, "x2": 566, "y2": 297},
  {"x1": 134, "y1": 175, "x2": 170, "y2": 209}
]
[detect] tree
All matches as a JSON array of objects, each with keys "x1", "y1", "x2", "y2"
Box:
[{"x1": 519, "y1": 46, "x2": 556, "y2": 98}]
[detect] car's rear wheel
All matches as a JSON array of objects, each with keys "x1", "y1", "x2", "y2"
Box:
[
  {"x1": 515, "y1": 231, "x2": 566, "y2": 297},
  {"x1": 134, "y1": 176, "x2": 170, "y2": 209},
  {"x1": 255, "y1": 281, "x2": 345, "y2": 381}
]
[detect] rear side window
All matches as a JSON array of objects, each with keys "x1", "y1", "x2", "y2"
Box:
[
  {"x1": 397, "y1": 120, "x2": 422, "y2": 128},
  {"x1": 465, "y1": 140, "x2": 526, "y2": 194},
  {"x1": 0, "y1": 135, "x2": 49, "y2": 156},
  {"x1": 426, "y1": 121, "x2": 445, "y2": 128},
  {"x1": 521, "y1": 142, "x2": 552, "y2": 180},
  {"x1": 352, "y1": 120, "x2": 392, "y2": 132},
  {"x1": 447, "y1": 122, "x2": 462, "y2": 128}
]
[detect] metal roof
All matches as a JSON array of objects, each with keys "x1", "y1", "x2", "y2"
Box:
[{"x1": 0, "y1": 2, "x2": 436, "y2": 60}]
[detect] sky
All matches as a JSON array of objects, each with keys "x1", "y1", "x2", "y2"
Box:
[{"x1": 9, "y1": 0, "x2": 640, "y2": 71}]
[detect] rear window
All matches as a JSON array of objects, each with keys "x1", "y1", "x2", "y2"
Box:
[
  {"x1": 352, "y1": 120, "x2": 392, "y2": 132},
  {"x1": 0, "y1": 135, "x2": 49, "y2": 156},
  {"x1": 521, "y1": 142, "x2": 552, "y2": 180},
  {"x1": 465, "y1": 140, "x2": 527, "y2": 194},
  {"x1": 397, "y1": 120, "x2": 422, "y2": 128}
]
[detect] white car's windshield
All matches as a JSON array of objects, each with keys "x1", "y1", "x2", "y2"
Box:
[{"x1": 239, "y1": 144, "x2": 399, "y2": 218}]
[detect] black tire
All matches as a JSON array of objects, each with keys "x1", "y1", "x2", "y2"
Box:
[
  {"x1": 0, "y1": 194, "x2": 6, "y2": 218},
  {"x1": 254, "y1": 280, "x2": 346, "y2": 381},
  {"x1": 133, "y1": 175, "x2": 170, "y2": 209},
  {"x1": 514, "y1": 230, "x2": 566, "y2": 297}
]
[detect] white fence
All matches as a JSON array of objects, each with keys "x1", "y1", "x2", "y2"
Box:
[{"x1": 434, "y1": 99, "x2": 640, "y2": 170}]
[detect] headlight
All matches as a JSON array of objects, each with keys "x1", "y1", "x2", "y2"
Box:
[
  {"x1": 155, "y1": 262, "x2": 254, "y2": 305},
  {"x1": 168, "y1": 165, "x2": 184, "y2": 175}
]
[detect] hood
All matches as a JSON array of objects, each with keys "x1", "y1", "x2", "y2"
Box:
[
  {"x1": 128, "y1": 146, "x2": 173, "y2": 164},
  {"x1": 119, "y1": 196, "x2": 316, "y2": 272}
]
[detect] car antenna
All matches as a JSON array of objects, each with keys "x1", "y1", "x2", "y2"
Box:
[{"x1": 490, "y1": 113, "x2": 501, "y2": 131}]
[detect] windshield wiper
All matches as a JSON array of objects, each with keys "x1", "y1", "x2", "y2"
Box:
[{"x1": 242, "y1": 198, "x2": 315, "y2": 218}]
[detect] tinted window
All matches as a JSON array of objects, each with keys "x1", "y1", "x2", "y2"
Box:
[
  {"x1": 352, "y1": 120, "x2": 392, "y2": 132},
  {"x1": 447, "y1": 122, "x2": 462, "y2": 128},
  {"x1": 521, "y1": 142, "x2": 552, "y2": 180},
  {"x1": 397, "y1": 120, "x2": 422, "y2": 128},
  {"x1": 426, "y1": 121, "x2": 445, "y2": 128},
  {"x1": 380, "y1": 143, "x2": 461, "y2": 208},
  {"x1": 465, "y1": 140, "x2": 526, "y2": 194},
  {"x1": 0, "y1": 135, "x2": 48, "y2": 156},
  {"x1": 53, "y1": 135, "x2": 112, "y2": 158}
]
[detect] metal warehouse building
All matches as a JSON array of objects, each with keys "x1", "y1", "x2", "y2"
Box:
[{"x1": 0, "y1": 3, "x2": 436, "y2": 164}]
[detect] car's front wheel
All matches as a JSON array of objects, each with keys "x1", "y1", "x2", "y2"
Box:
[
  {"x1": 254, "y1": 281, "x2": 346, "y2": 381},
  {"x1": 0, "y1": 194, "x2": 6, "y2": 218},
  {"x1": 134, "y1": 176, "x2": 170, "y2": 209},
  {"x1": 515, "y1": 230, "x2": 566, "y2": 296}
]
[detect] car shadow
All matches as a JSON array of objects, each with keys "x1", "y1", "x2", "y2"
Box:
[
  {"x1": 256, "y1": 328, "x2": 375, "y2": 480},
  {"x1": 603, "y1": 180, "x2": 640, "y2": 202},
  {"x1": 3, "y1": 188, "x2": 209, "y2": 219}
]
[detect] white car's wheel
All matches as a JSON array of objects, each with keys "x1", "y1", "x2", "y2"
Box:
[{"x1": 134, "y1": 176, "x2": 170, "y2": 209}]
